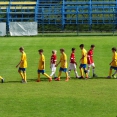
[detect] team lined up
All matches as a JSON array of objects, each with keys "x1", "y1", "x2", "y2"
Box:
[{"x1": 1, "y1": 44, "x2": 117, "y2": 83}]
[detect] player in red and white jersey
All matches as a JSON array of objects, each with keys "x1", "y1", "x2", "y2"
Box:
[
  {"x1": 87, "y1": 45, "x2": 97, "y2": 77},
  {"x1": 68, "y1": 48, "x2": 79, "y2": 78},
  {"x1": 50, "y1": 50, "x2": 57, "y2": 78}
]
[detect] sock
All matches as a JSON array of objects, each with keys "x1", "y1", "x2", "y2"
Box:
[
  {"x1": 19, "y1": 71, "x2": 24, "y2": 79},
  {"x1": 113, "y1": 70, "x2": 117, "y2": 75},
  {"x1": 109, "y1": 69, "x2": 112, "y2": 76},
  {"x1": 74, "y1": 71, "x2": 79, "y2": 77},
  {"x1": 43, "y1": 73, "x2": 50, "y2": 79},
  {"x1": 23, "y1": 72, "x2": 26, "y2": 81},
  {"x1": 92, "y1": 68, "x2": 95, "y2": 74},
  {"x1": 50, "y1": 71, "x2": 55, "y2": 77},
  {"x1": 38, "y1": 73, "x2": 40, "y2": 81},
  {"x1": 68, "y1": 70, "x2": 71, "y2": 77},
  {"x1": 80, "y1": 68, "x2": 83, "y2": 77},
  {"x1": 65, "y1": 72, "x2": 69, "y2": 79},
  {"x1": 58, "y1": 71, "x2": 62, "y2": 78},
  {"x1": 87, "y1": 69, "x2": 90, "y2": 75}
]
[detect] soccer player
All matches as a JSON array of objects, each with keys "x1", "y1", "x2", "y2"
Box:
[
  {"x1": 68, "y1": 48, "x2": 79, "y2": 78},
  {"x1": 16, "y1": 47, "x2": 27, "y2": 83},
  {"x1": 107, "y1": 47, "x2": 117, "y2": 78},
  {"x1": 0, "y1": 76, "x2": 4, "y2": 83},
  {"x1": 79, "y1": 44, "x2": 88, "y2": 79},
  {"x1": 55, "y1": 48, "x2": 69, "y2": 81},
  {"x1": 50, "y1": 50, "x2": 57, "y2": 78},
  {"x1": 87, "y1": 45, "x2": 97, "y2": 77},
  {"x1": 37, "y1": 49, "x2": 52, "y2": 82}
]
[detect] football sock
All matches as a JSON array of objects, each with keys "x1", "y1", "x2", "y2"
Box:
[
  {"x1": 50, "y1": 71, "x2": 55, "y2": 77},
  {"x1": 109, "y1": 69, "x2": 112, "y2": 76},
  {"x1": 38, "y1": 73, "x2": 40, "y2": 80},
  {"x1": 113, "y1": 70, "x2": 117, "y2": 75},
  {"x1": 44, "y1": 73, "x2": 51, "y2": 78},
  {"x1": 75, "y1": 71, "x2": 79, "y2": 77},
  {"x1": 92, "y1": 68, "x2": 95, "y2": 74},
  {"x1": 80, "y1": 68, "x2": 83, "y2": 76},
  {"x1": 58, "y1": 71, "x2": 62, "y2": 78},
  {"x1": 19, "y1": 71, "x2": 24, "y2": 79},
  {"x1": 87, "y1": 69, "x2": 90, "y2": 75},
  {"x1": 23, "y1": 72, "x2": 26, "y2": 81},
  {"x1": 65, "y1": 72, "x2": 69, "y2": 79},
  {"x1": 68, "y1": 70, "x2": 71, "y2": 76}
]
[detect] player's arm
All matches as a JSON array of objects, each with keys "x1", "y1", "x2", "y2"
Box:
[
  {"x1": 16, "y1": 60, "x2": 23, "y2": 68},
  {"x1": 42, "y1": 61, "x2": 45, "y2": 69},
  {"x1": 55, "y1": 60, "x2": 60, "y2": 67}
]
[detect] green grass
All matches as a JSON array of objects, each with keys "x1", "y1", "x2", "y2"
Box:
[{"x1": 0, "y1": 36, "x2": 117, "y2": 117}]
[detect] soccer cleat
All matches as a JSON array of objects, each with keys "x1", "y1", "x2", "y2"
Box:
[
  {"x1": 112, "y1": 74, "x2": 116, "y2": 78},
  {"x1": 93, "y1": 74, "x2": 98, "y2": 78},
  {"x1": 1, "y1": 78, "x2": 4, "y2": 83},
  {"x1": 55, "y1": 78, "x2": 60, "y2": 81},
  {"x1": 65, "y1": 78, "x2": 69, "y2": 81},
  {"x1": 76, "y1": 76, "x2": 80, "y2": 78},
  {"x1": 49, "y1": 77, "x2": 52, "y2": 82},
  {"x1": 37, "y1": 79, "x2": 41, "y2": 82},
  {"x1": 107, "y1": 76, "x2": 111, "y2": 79},
  {"x1": 22, "y1": 81, "x2": 27, "y2": 83},
  {"x1": 78, "y1": 76, "x2": 84, "y2": 79}
]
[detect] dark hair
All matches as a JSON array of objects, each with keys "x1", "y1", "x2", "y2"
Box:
[
  {"x1": 60, "y1": 48, "x2": 65, "y2": 52},
  {"x1": 38, "y1": 49, "x2": 43, "y2": 52},
  {"x1": 19, "y1": 47, "x2": 24, "y2": 50},
  {"x1": 79, "y1": 44, "x2": 84, "y2": 48},
  {"x1": 91, "y1": 45, "x2": 95, "y2": 48},
  {"x1": 112, "y1": 47, "x2": 117, "y2": 51},
  {"x1": 72, "y1": 48, "x2": 75, "y2": 51}
]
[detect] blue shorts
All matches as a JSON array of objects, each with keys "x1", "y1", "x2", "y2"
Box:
[
  {"x1": 19, "y1": 68, "x2": 26, "y2": 72},
  {"x1": 110, "y1": 66, "x2": 117, "y2": 70},
  {"x1": 38, "y1": 70, "x2": 45, "y2": 74},
  {"x1": 80, "y1": 64, "x2": 87, "y2": 69},
  {"x1": 59, "y1": 67, "x2": 67, "y2": 72}
]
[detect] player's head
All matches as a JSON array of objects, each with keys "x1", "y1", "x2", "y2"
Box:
[
  {"x1": 72, "y1": 48, "x2": 76, "y2": 52},
  {"x1": 91, "y1": 45, "x2": 95, "y2": 50},
  {"x1": 52, "y1": 50, "x2": 57, "y2": 54},
  {"x1": 38, "y1": 49, "x2": 43, "y2": 54},
  {"x1": 60, "y1": 48, "x2": 65, "y2": 53},
  {"x1": 19, "y1": 47, "x2": 24, "y2": 52},
  {"x1": 112, "y1": 47, "x2": 116, "y2": 52},
  {"x1": 79, "y1": 44, "x2": 84, "y2": 49}
]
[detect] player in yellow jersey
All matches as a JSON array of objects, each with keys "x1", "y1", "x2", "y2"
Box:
[
  {"x1": 79, "y1": 44, "x2": 88, "y2": 79},
  {"x1": 107, "y1": 47, "x2": 117, "y2": 78},
  {"x1": 0, "y1": 76, "x2": 4, "y2": 83},
  {"x1": 55, "y1": 48, "x2": 69, "y2": 81},
  {"x1": 37, "y1": 49, "x2": 52, "y2": 82},
  {"x1": 16, "y1": 47, "x2": 27, "y2": 83}
]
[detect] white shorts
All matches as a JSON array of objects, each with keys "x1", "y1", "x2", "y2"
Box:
[
  {"x1": 68, "y1": 63, "x2": 77, "y2": 70},
  {"x1": 88, "y1": 63, "x2": 95, "y2": 68},
  {"x1": 50, "y1": 64, "x2": 56, "y2": 72}
]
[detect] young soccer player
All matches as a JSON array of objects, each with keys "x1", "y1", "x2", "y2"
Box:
[
  {"x1": 87, "y1": 45, "x2": 97, "y2": 77},
  {"x1": 79, "y1": 44, "x2": 88, "y2": 79},
  {"x1": 68, "y1": 48, "x2": 79, "y2": 78},
  {"x1": 0, "y1": 76, "x2": 4, "y2": 83},
  {"x1": 55, "y1": 48, "x2": 69, "y2": 81},
  {"x1": 50, "y1": 50, "x2": 57, "y2": 78},
  {"x1": 107, "y1": 47, "x2": 117, "y2": 78},
  {"x1": 16, "y1": 47, "x2": 27, "y2": 83},
  {"x1": 37, "y1": 49, "x2": 52, "y2": 82}
]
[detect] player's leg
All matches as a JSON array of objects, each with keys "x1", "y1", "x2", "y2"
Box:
[
  {"x1": 73, "y1": 64, "x2": 79, "y2": 78},
  {"x1": 65, "y1": 71, "x2": 69, "y2": 81},
  {"x1": 84, "y1": 68, "x2": 88, "y2": 78},
  {"x1": 55, "y1": 68, "x2": 62, "y2": 81},
  {"x1": 79, "y1": 64, "x2": 84, "y2": 78},
  {"x1": 37, "y1": 70, "x2": 41, "y2": 82},
  {"x1": 43, "y1": 73, "x2": 52, "y2": 82},
  {"x1": 23, "y1": 71, "x2": 27, "y2": 83},
  {"x1": 50, "y1": 64, "x2": 56, "y2": 78},
  {"x1": 68, "y1": 63, "x2": 71, "y2": 78},
  {"x1": 112, "y1": 67, "x2": 117, "y2": 78},
  {"x1": 87, "y1": 64, "x2": 91, "y2": 76},
  {"x1": 0, "y1": 76, "x2": 4, "y2": 83},
  {"x1": 18, "y1": 68, "x2": 24, "y2": 81},
  {"x1": 107, "y1": 66, "x2": 113, "y2": 78}
]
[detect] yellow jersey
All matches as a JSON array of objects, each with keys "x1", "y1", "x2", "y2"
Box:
[
  {"x1": 38, "y1": 54, "x2": 45, "y2": 70},
  {"x1": 60, "y1": 52, "x2": 67, "y2": 68},
  {"x1": 20, "y1": 52, "x2": 27, "y2": 68},
  {"x1": 111, "y1": 52, "x2": 117, "y2": 67},
  {"x1": 81, "y1": 48, "x2": 87, "y2": 64}
]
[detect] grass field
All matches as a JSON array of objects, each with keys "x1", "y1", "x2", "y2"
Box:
[{"x1": 0, "y1": 36, "x2": 117, "y2": 117}]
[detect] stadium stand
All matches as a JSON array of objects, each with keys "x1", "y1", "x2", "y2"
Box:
[{"x1": 0, "y1": 0, "x2": 117, "y2": 32}]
